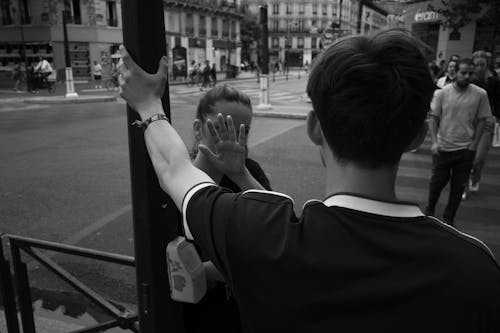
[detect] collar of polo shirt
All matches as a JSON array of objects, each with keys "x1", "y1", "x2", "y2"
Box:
[{"x1": 323, "y1": 194, "x2": 424, "y2": 218}]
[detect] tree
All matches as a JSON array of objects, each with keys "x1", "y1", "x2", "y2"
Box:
[
  {"x1": 429, "y1": 0, "x2": 500, "y2": 51},
  {"x1": 240, "y1": 13, "x2": 261, "y2": 63}
]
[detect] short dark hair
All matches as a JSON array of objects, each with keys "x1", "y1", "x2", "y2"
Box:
[
  {"x1": 457, "y1": 58, "x2": 473, "y2": 69},
  {"x1": 306, "y1": 29, "x2": 435, "y2": 168},
  {"x1": 196, "y1": 84, "x2": 252, "y2": 122}
]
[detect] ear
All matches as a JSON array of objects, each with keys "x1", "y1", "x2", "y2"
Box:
[
  {"x1": 405, "y1": 121, "x2": 428, "y2": 153},
  {"x1": 307, "y1": 110, "x2": 323, "y2": 146},
  {"x1": 193, "y1": 119, "x2": 203, "y2": 140}
]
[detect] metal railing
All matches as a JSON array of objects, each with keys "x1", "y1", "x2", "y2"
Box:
[{"x1": 0, "y1": 234, "x2": 139, "y2": 333}]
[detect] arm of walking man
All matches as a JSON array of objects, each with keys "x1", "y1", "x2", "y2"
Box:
[{"x1": 470, "y1": 90, "x2": 493, "y2": 151}]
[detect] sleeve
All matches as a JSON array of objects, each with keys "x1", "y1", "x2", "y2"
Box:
[
  {"x1": 245, "y1": 158, "x2": 272, "y2": 191},
  {"x1": 430, "y1": 89, "x2": 443, "y2": 118},
  {"x1": 478, "y1": 90, "x2": 493, "y2": 120},
  {"x1": 183, "y1": 183, "x2": 295, "y2": 285}
]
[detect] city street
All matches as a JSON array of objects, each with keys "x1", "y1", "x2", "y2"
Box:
[{"x1": 1, "y1": 77, "x2": 500, "y2": 323}]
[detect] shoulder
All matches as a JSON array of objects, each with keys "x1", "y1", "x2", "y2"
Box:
[
  {"x1": 426, "y1": 216, "x2": 500, "y2": 271},
  {"x1": 469, "y1": 83, "x2": 488, "y2": 96}
]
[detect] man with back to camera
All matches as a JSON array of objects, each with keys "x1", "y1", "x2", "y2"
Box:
[
  {"x1": 425, "y1": 58, "x2": 492, "y2": 225},
  {"x1": 117, "y1": 30, "x2": 500, "y2": 332}
]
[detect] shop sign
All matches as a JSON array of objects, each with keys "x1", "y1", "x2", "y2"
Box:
[{"x1": 414, "y1": 11, "x2": 440, "y2": 23}]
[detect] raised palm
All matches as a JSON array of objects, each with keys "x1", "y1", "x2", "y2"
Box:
[{"x1": 198, "y1": 114, "x2": 247, "y2": 176}]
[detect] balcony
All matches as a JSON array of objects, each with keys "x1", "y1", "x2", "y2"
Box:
[
  {"x1": 163, "y1": 0, "x2": 243, "y2": 16},
  {"x1": 199, "y1": 28, "x2": 206, "y2": 36},
  {"x1": 186, "y1": 26, "x2": 195, "y2": 35}
]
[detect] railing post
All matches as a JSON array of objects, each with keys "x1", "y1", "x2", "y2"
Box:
[
  {"x1": 0, "y1": 236, "x2": 20, "y2": 333},
  {"x1": 121, "y1": 0, "x2": 185, "y2": 332},
  {"x1": 9, "y1": 241, "x2": 36, "y2": 333}
]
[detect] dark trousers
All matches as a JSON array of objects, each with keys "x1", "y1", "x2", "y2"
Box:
[{"x1": 425, "y1": 149, "x2": 475, "y2": 225}]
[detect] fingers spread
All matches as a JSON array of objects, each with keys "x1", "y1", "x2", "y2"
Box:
[
  {"x1": 238, "y1": 123, "x2": 247, "y2": 146},
  {"x1": 226, "y1": 115, "x2": 236, "y2": 141},
  {"x1": 207, "y1": 119, "x2": 222, "y2": 143},
  {"x1": 217, "y1": 113, "x2": 228, "y2": 139}
]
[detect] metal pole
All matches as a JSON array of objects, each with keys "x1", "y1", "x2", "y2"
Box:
[
  {"x1": 17, "y1": 0, "x2": 28, "y2": 77},
  {"x1": 257, "y1": 5, "x2": 271, "y2": 110},
  {"x1": 286, "y1": 23, "x2": 289, "y2": 81},
  {"x1": 62, "y1": 10, "x2": 78, "y2": 97},
  {"x1": 121, "y1": 0, "x2": 184, "y2": 332}
]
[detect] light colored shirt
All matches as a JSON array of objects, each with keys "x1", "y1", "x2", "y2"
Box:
[
  {"x1": 431, "y1": 83, "x2": 492, "y2": 151},
  {"x1": 93, "y1": 63, "x2": 102, "y2": 76},
  {"x1": 35, "y1": 60, "x2": 53, "y2": 73}
]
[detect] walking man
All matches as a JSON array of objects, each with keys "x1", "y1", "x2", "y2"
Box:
[{"x1": 425, "y1": 58, "x2": 493, "y2": 226}]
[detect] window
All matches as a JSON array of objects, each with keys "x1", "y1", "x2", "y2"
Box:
[
  {"x1": 1, "y1": 1, "x2": 13, "y2": 25},
  {"x1": 297, "y1": 37, "x2": 304, "y2": 48},
  {"x1": 286, "y1": 3, "x2": 292, "y2": 14},
  {"x1": 211, "y1": 17, "x2": 218, "y2": 37},
  {"x1": 298, "y1": 4, "x2": 304, "y2": 14},
  {"x1": 199, "y1": 16, "x2": 206, "y2": 36},
  {"x1": 272, "y1": 20, "x2": 279, "y2": 32},
  {"x1": 106, "y1": 1, "x2": 117, "y2": 27},
  {"x1": 230, "y1": 20, "x2": 236, "y2": 39},
  {"x1": 311, "y1": 19, "x2": 317, "y2": 29},
  {"x1": 298, "y1": 20, "x2": 304, "y2": 32},
  {"x1": 273, "y1": 4, "x2": 279, "y2": 15},
  {"x1": 241, "y1": 4, "x2": 248, "y2": 13},
  {"x1": 272, "y1": 37, "x2": 279, "y2": 48},
  {"x1": 20, "y1": 0, "x2": 31, "y2": 24},
  {"x1": 64, "y1": 0, "x2": 81, "y2": 24},
  {"x1": 312, "y1": 4, "x2": 317, "y2": 15},
  {"x1": 322, "y1": 4, "x2": 327, "y2": 15},
  {"x1": 311, "y1": 37, "x2": 317, "y2": 49},
  {"x1": 186, "y1": 14, "x2": 194, "y2": 35},
  {"x1": 222, "y1": 19, "x2": 229, "y2": 37}
]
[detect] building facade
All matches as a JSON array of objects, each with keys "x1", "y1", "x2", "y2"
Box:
[
  {"x1": 0, "y1": 0, "x2": 242, "y2": 79},
  {"x1": 163, "y1": 0, "x2": 243, "y2": 74},
  {"x1": 0, "y1": 0, "x2": 122, "y2": 78},
  {"x1": 243, "y1": 0, "x2": 387, "y2": 67},
  {"x1": 401, "y1": 0, "x2": 500, "y2": 64}
]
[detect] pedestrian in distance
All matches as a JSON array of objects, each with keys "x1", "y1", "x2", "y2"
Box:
[
  {"x1": 210, "y1": 63, "x2": 217, "y2": 86},
  {"x1": 435, "y1": 58, "x2": 458, "y2": 88},
  {"x1": 462, "y1": 50, "x2": 500, "y2": 199},
  {"x1": 93, "y1": 60, "x2": 103, "y2": 89},
  {"x1": 200, "y1": 60, "x2": 211, "y2": 91},
  {"x1": 11, "y1": 62, "x2": 23, "y2": 93},
  {"x1": 425, "y1": 58, "x2": 493, "y2": 225},
  {"x1": 184, "y1": 84, "x2": 271, "y2": 333},
  {"x1": 117, "y1": 29, "x2": 500, "y2": 333}
]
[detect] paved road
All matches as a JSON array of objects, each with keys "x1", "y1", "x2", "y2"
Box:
[{"x1": 1, "y1": 78, "x2": 500, "y2": 314}]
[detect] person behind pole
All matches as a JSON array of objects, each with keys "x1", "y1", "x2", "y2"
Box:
[
  {"x1": 462, "y1": 50, "x2": 500, "y2": 199},
  {"x1": 184, "y1": 84, "x2": 271, "y2": 333},
  {"x1": 93, "y1": 60, "x2": 103, "y2": 89},
  {"x1": 188, "y1": 60, "x2": 198, "y2": 83},
  {"x1": 425, "y1": 58, "x2": 493, "y2": 225},
  {"x1": 117, "y1": 29, "x2": 500, "y2": 332},
  {"x1": 435, "y1": 58, "x2": 458, "y2": 88},
  {"x1": 210, "y1": 63, "x2": 217, "y2": 86}
]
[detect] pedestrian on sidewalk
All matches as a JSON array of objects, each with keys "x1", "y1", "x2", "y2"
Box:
[
  {"x1": 462, "y1": 51, "x2": 500, "y2": 199},
  {"x1": 117, "y1": 30, "x2": 500, "y2": 332},
  {"x1": 93, "y1": 60, "x2": 103, "y2": 89},
  {"x1": 435, "y1": 58, "x2": 458, "y2": 88},
  {"x1": 201, "y1": 60, "x2": 211, "y2": 90},
  {"x1": 11, "y1": 62, "x2": 23, "y2": 93},
  {"x1": 184, "y1": 84, "x2": 271, "y2": 333},
  {"x1": 210, "y1": 63, "x2": 217, "y2": 86},
  {"x1": 425, "y1": 58, "x2": 493, "y2": 225}
]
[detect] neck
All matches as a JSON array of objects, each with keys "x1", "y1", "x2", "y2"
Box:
[
  {"x1": 453, "y1": 82, "x2": 468, "y2": 91},
  {"x1": 324, "y1": 161, "x2": 398, "y2": 202},
  {"x1": 193, "y1": 153, "x2": 223, "y2": 183}
]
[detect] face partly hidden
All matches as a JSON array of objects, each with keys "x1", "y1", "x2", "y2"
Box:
[
  {"x1": 447, "y1": 61, "x2": 457, "y2": 77},
  {"x1": 473, "y1": 57, "x2": 488, "y2": 77},
  {"x1": 194, "y1": 101, "x2": 252, "y2": 153},
  {"x1": 455, "y1": 63, "x2": 474, "y2": 88}
]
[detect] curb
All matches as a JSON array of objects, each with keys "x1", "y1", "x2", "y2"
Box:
[
  {"x1": 23, "y1": 95, "x2": 117, "y2": 105},
  {"x1": 253, "y1": 111, "x2": 307, "y2": 120}
]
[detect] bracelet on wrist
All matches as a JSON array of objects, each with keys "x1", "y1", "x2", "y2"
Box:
[{"x1": 131, "y1": 114, "x2": 170, "y2": 130}]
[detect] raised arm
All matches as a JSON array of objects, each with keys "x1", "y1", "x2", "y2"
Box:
[{"x1": 118, "y1": 46, "x2": 214, "y2": 210}]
